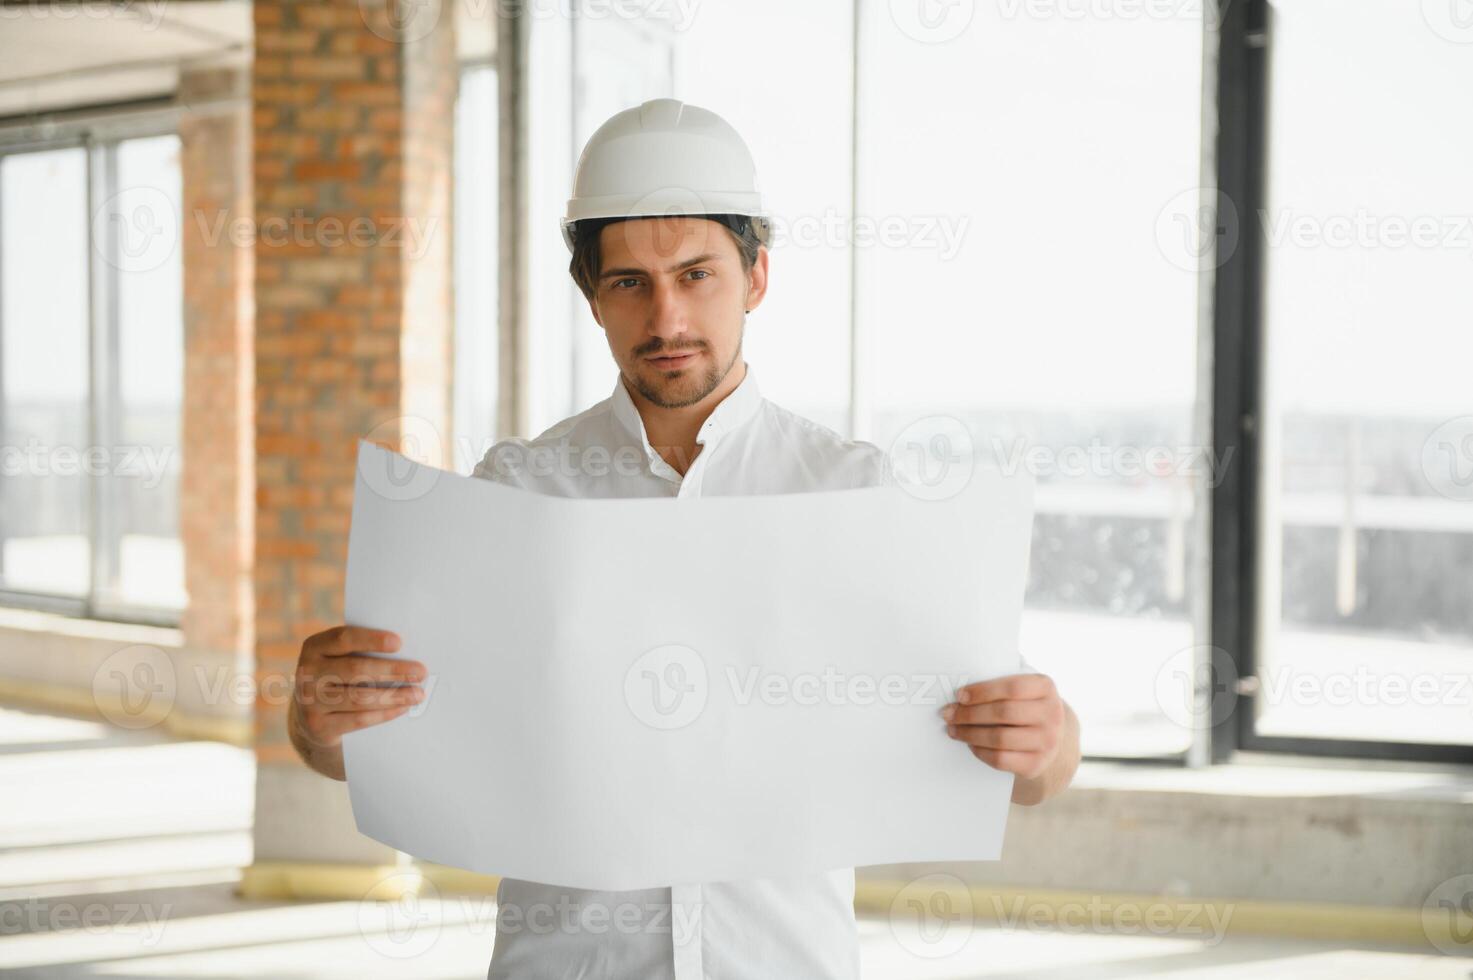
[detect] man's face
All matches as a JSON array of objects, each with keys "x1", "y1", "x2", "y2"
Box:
[{"x1": 588, "y1": 216, "x2": 767, "y2": 409}]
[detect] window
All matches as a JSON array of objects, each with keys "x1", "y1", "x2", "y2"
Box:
[
  {"x1": 0, "y1": 131, "x2": 184, "y2": 621},
  {"x1": 110, "y1": 135, "x2": 185, "y2": 611},
  {"x1": 856, "y1": 3, "x2": 1208, "y2": 759},
  {"x1": 454, "y1": 63, "x2": 500, "y2": 473},
  {"x1": 1, "y1": 148, "x2": 91, "y2": 598},
  {"x1": 1245, "y1": 0, "x2": 1473, "y2": 753}
]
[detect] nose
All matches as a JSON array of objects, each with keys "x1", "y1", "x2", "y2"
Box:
[{"x1": 645, "y1": 277, "x2": 690, "y2": 345}]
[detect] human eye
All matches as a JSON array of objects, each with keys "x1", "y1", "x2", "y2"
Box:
[
  {"x1": 611, "y1": 277, "x2": 640, "y2": 290},
  {"x1": 686, "y1": 269, "x2": 711, "y2": 281}
]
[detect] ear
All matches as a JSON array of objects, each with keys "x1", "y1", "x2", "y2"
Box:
[
  {"x1": 743, "y1": 245, "x2": 770, "y2": 314},
  {"x1": 586, "y1": 295, "x2": 603, "y2": 329}
]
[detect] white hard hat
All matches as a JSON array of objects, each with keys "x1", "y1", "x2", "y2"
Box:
[{"x1": 561, "y1": 97, "x2": 769, "y2": 253}]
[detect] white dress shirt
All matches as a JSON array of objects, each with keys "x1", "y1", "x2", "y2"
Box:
[{"x1": 471, "y1": 362, "x2": 891, "y2": 979}]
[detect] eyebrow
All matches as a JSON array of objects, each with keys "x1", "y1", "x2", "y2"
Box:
[{"x1": 599, "y1": 252, "x2": 721, "y2": 282}]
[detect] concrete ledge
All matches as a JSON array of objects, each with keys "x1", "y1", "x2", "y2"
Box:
[
  {"x1": 0, "y1": 606, "x2": 251, "y2": 746},
  {"x1": 0, "y1": 675, "x2": 252, "y2": 746},
  {"x1": 862, "y1": 754, "x2": 1472, "y2": 936},
  {"x1": 221, "y1": 754, "x2": 1473, "y2": 941}
]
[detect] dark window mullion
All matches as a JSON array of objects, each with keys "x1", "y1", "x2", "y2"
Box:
[{"x1": 1209, "y1": 0, "x2": 1267, "y2": 763}]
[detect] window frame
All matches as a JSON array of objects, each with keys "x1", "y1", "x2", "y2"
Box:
[
  {"x1": 452, "y1": 56, "x2": 502, "y2": 473},
  {"x1": 0, "y1": 102, "x2": 183, "y2": 628},
  {"x1": 1210, "y1": 0, "x2": 1473, "y2": 765}
]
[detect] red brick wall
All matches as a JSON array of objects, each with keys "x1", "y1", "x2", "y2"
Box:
[{"x1": 180, "y1": 67, "x2": 254, "y2": 670}]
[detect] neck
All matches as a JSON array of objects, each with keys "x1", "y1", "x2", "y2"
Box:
[{"x1": 626, "y1": 358, "x2": 747, "y2": 476}]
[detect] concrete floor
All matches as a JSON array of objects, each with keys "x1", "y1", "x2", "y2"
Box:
[{"x1": 0, "y1": 705, "x2": 1465, "y2": 979}]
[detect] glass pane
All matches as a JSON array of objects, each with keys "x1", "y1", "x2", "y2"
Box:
[
  {"x1": 1256, "y1": 0, "x2": 1473, "y2": 746},
  {"x1": 454, "y1": 65, "x2": 500, "y2": 474},
  {"x1": 110, "y1": 134, "x2": 185, "y2": 610},
  {"x1": 570, "y1": 13, "x2": 679, "y2": 417},
  {"x1": 0, "y1": 147, "x2": 91, "y2": 597},
  {"x1": 859, "y1": 5, "x2": 1207, "y2": 756},
  {"x1": 666, "y1": 1, "x2": 854, "y2": 432},
  {"x1": 524, "y1": 7, "x2": 580, "y2": 434},
  {"x1": 527, "y1": 1, "x2": 854, "y2": 434}
]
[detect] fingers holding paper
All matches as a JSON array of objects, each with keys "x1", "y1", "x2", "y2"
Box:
[
  {"x1": 940, "y1": 671, "x2": 1067, "y2": 782},
  {"x1": 291, "y1": 626, "x2": 427, "y2": 755}
]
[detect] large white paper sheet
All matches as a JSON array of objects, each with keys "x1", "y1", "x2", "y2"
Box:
[{"x1": 342, "y1": 440, "x2": 1035, "y2": 892}]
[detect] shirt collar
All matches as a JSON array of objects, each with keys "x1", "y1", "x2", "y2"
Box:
[{"x1": 610, "y1": 360, "x2": 763, "y2": 458}]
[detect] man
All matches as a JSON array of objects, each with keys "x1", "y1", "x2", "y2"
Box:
[{"x1": 290, "y1": 97, "x2": 1080, "y2": 979}]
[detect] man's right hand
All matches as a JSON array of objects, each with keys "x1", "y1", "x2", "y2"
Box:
[{"x1": 289, "y1": 625, "x2": 427, "y2": 781}]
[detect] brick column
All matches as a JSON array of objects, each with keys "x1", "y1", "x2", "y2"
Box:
[
  {"x1": 242, "y1": 0, "x2": 456, "y2": 899},
  {"x1": 178, "y1": 66, "x2": 255, "y2": 744}
]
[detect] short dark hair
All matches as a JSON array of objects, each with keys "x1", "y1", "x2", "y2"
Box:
[{"x1": 568, "y1": 213, "x2": 770, "y2": 304}]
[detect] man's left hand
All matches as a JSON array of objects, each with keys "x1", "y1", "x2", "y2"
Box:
[{"x1": 941, "y1": 672, "x2": 1066, "y2": 782}]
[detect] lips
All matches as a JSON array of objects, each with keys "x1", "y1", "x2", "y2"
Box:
[{"x1": 647, "y1": 351, "x2": 700, "y2": 368}]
